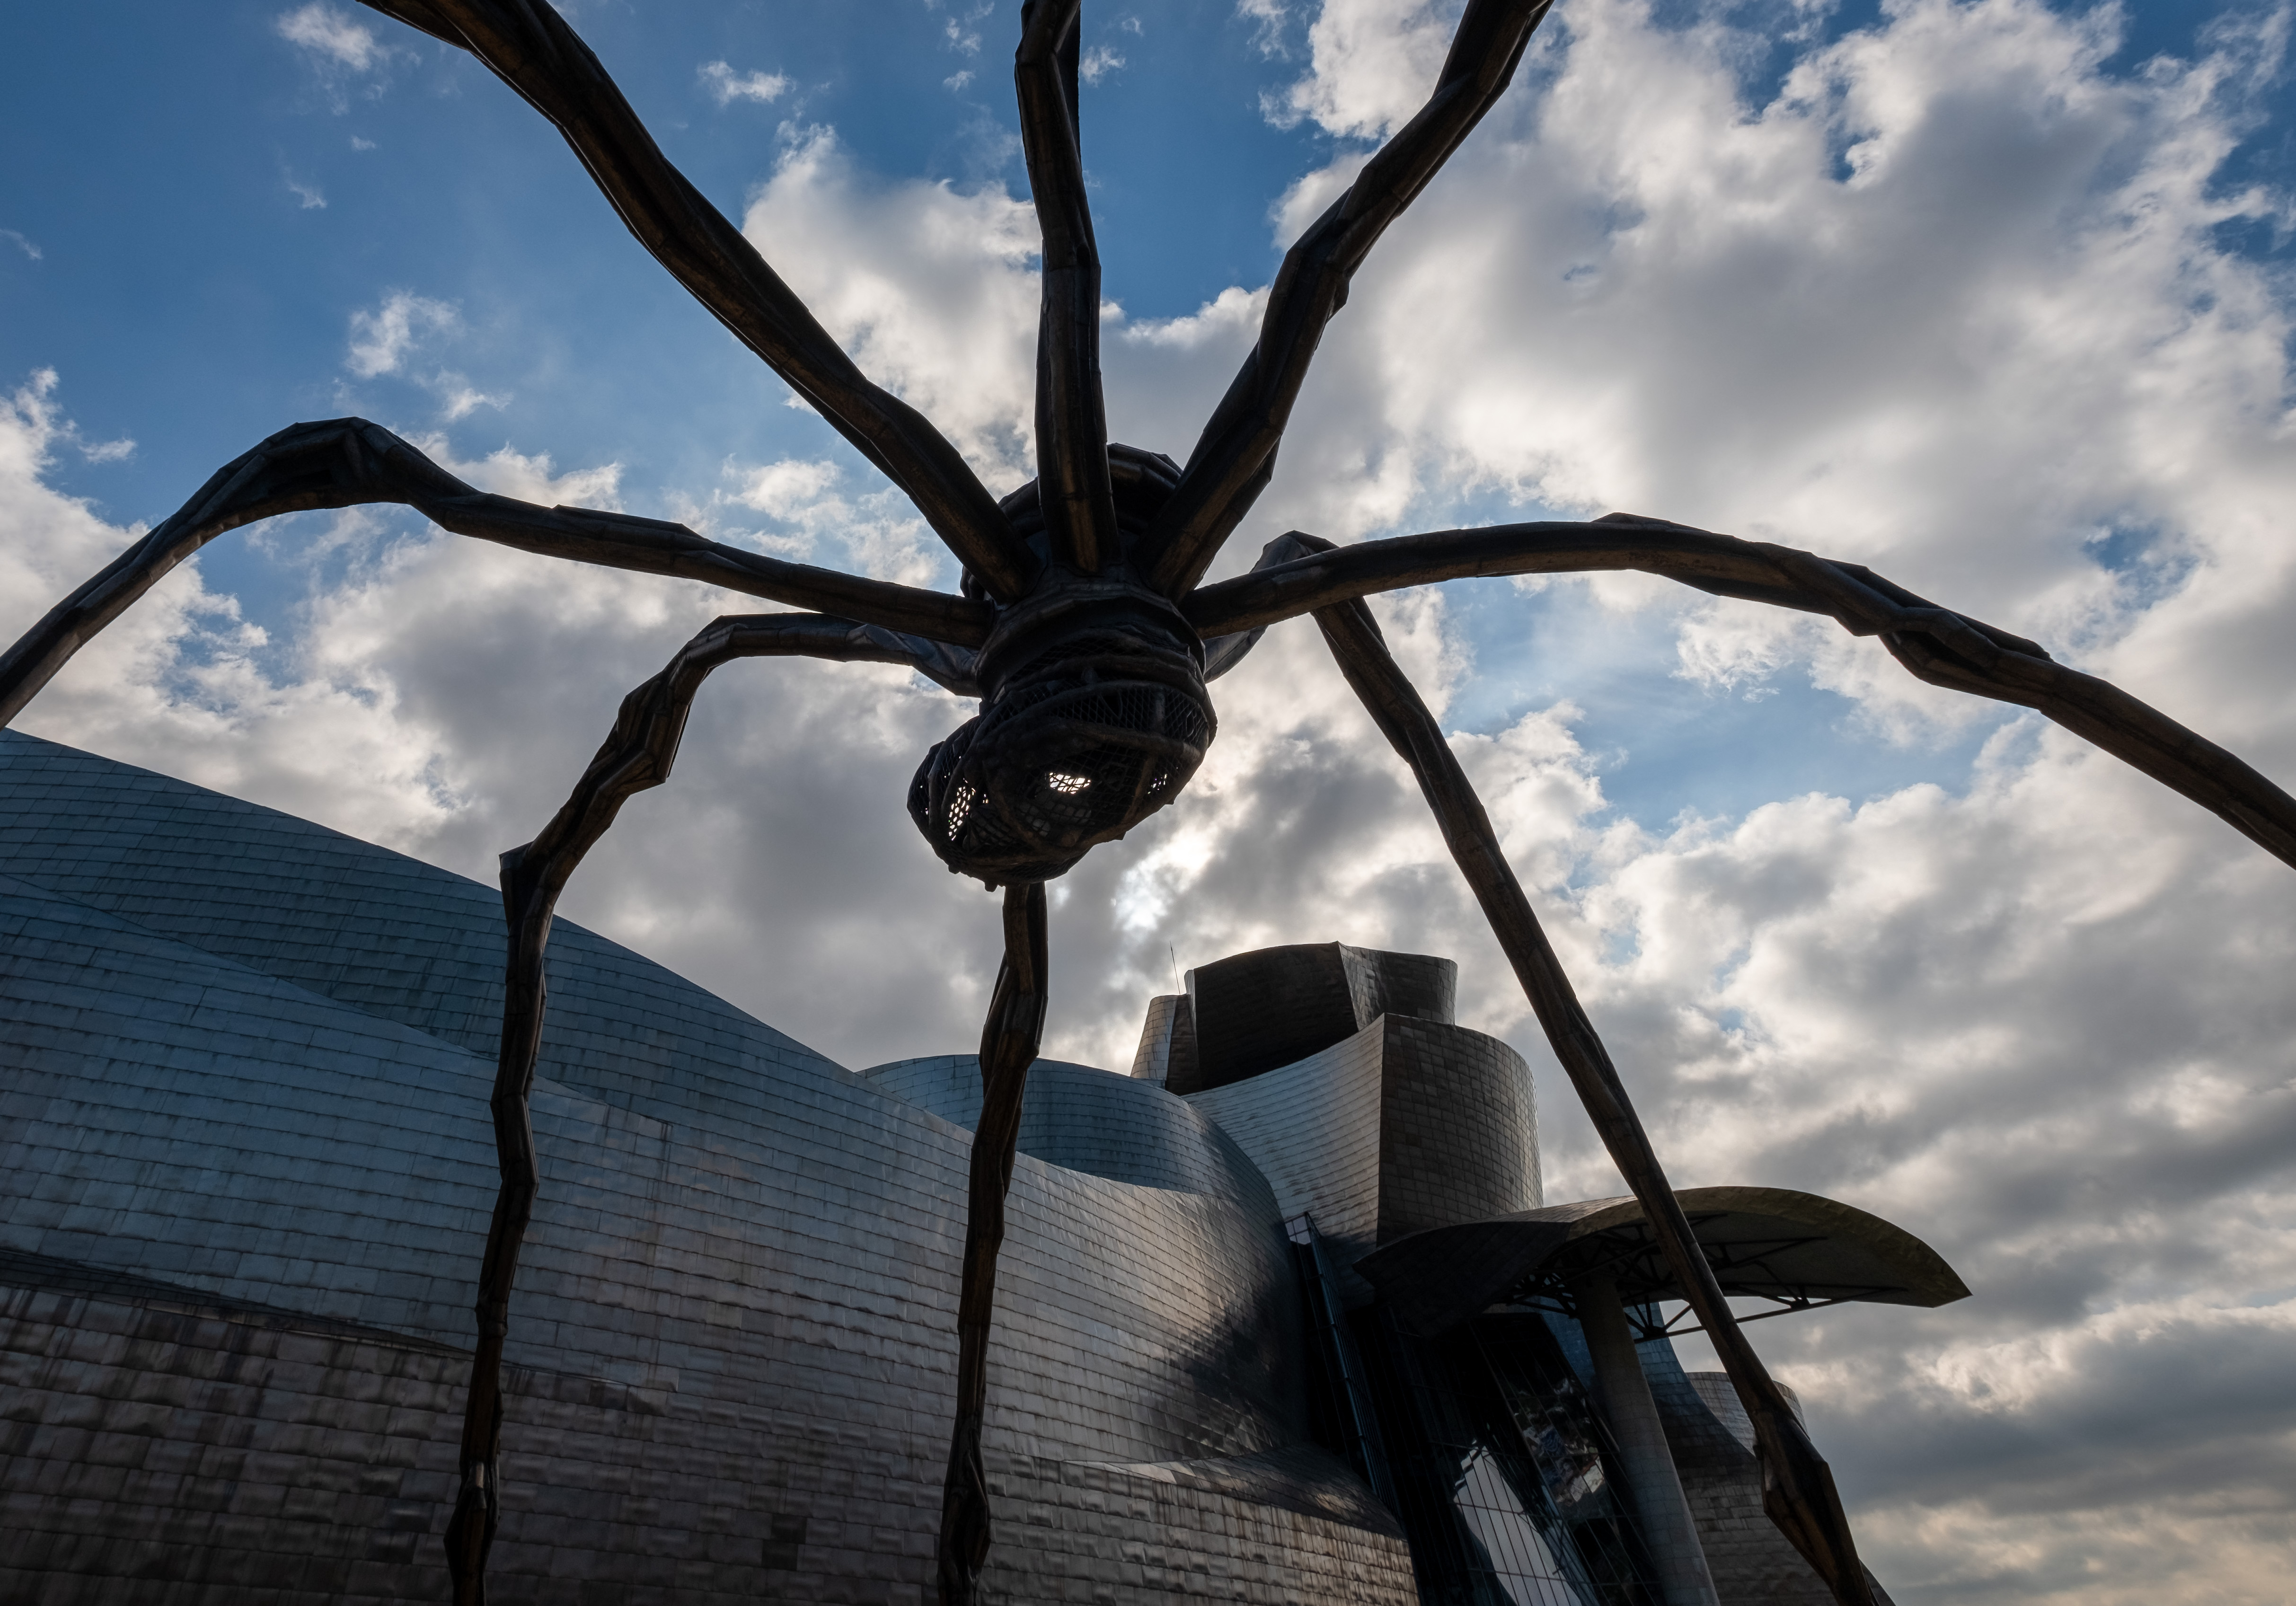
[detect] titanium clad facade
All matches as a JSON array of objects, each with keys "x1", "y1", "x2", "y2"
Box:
[
  {"x1": 1183, "y1": 1015, "x2": 1541, "y2": 1304},
  {"x1": 859, "y1": 1054, "x2": 1276, "y2": 1215},
  {"x1": 1172, "y1": 943, "x2": 1459, "y2": 1096},
  {"x1": 0, "y1": 732, "x2": 1413, "y2": 1604},
  {"x1": 1375, "y1": 1017, "x2": 1541, "y2": 1244},
  {"x1": 1669, "y1": 1374, "x2": 1842, "y2": 1606},
  {"x1": 1, "y1": 728, "x2": 1924, "y2": 1605},
  {"x1": 1185, "y1": 1024, "x2": 1390, "y2": 1291}
]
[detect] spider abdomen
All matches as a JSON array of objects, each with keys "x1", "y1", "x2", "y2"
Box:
[
  {"x1": 916, "y1": 443, "x2": 1215, "y2": 886},
  {"x1": 909, "y1": 621, "x2": 1213, "y2": 887}
]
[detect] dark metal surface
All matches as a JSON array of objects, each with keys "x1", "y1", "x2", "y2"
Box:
[
  {"x1": 1357, "y1": 1188, "x2": 1972, "y2": 1342},
  {"x1": 940, "y1": 883, "x2": 1050, "y2": 1606},
  {"x1": 1185, "y1": 1008, "x2": 1541, "y2": 1304},
  {"x1": 458, "y1": 611, "x2": 961, "y2": 1600},
  {"x1": 361, "y1": 0, "x2": 1035, "y2": 600},
  {"x1": 1295, "y1": 542, "x2": 1877, "y2": 1605},
  {"x1": 1016, "y1": 0, "x2": 1120, "y2": 576},
  {"x1": 909, "y1": 611, "x2": 1215, "y2": 886},
  {"x1": 1133, "y1": 0, "x2": 1560, "y2": 595},
  {"x1": 862, "y1": 1054, "x2": 1278, "y2": 1214},
  {"x1": 4, "y1": 0, "x2": 2293, "y2": 1597},
  {"x1": 1190, "y1": 521, "x2": 2296, "y2": 873},
  {"x1": 1183, "y1": 942, "x2": 1457, "y2": 1094},
  {"x1": 0, "y1": 733, "x2": 1389, "y2": 1603},
  {"x1": 1288, "y1": 1214, "x2": 1401, "y2": 1517}
]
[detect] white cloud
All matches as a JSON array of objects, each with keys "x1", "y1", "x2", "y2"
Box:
[
  {"x1": 0, "y1": 371, "x2": 461, "y2": 846},
  {"x1": 13, "y1": 1, "x2": 2296, "y2": 1596},
  {"x1": 284, "y1": 173, "x2": 327, "y2": 210},
  {"x1": 1262, "y1": 0, "x2": 1458, "y2": 136},
  {"x1": 435, "y1": 378, "x2": 509, "y2": 422},
  {"x1": 738, "y1": 127, "x2": 1042, "y2": 484},
  {"x1": 1080, "y1": 44, "x2": 1127, "y2": 85},
  {"x1": 347, "y1": 291, "x2": 458, "y2": 378},
  {"x1": 725, "y1": 457, "x2": 839, "y2": 520},
  {"x1": 698, "y1": 61, "x2": 791, "y2": 106},
  {"x1": 707, "y1": 454, "x2": 948, "y2": 587},
  {"x1": 419, "y1": 439, "x2": 623, "y2": 511},
  {"x1": 1236, "y1": 0, "x2": 1293, "y2": 58},
  {"x1": 945, "y1": 10, "x2": 988, "y2": 56},
  {"x1": 0, "y1": 229, "x2": 39, "y2": 261},
  {"x1": 275, "y1": 2, "x2": 384, "y2": 72},
  {"x1": 343, "y1": 293, "x2": 510, "y2": 421},
  {"x1": 3, "y1": 371, "x2": 992, "y2": 1051},
  {"x1": 0, "y1": 370, "x2": 134, "y2": 469}
]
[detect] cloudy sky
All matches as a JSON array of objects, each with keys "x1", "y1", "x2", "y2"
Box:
[{"x1": 4, "y1": 0, "x2": 2294, "y2": 1599}]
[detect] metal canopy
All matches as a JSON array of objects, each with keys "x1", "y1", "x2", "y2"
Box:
[{"x1": 1353, "y1": 1185, "x2": 1970, "y2": 1339}]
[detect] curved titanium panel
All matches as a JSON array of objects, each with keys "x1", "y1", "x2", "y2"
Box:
[
  {"x1": 860, "y1": 1053, "x2": 1280, "y2": 1218},
  {"x1": 0, "y1": 729, "x2": 841, "y2": 1131},
  {"x1": 1357, "y1": 1186, "x2": 1973, "y2": 1338},
  {"x1": 1179, "y1": 941, "x2": 1460, "y2": 1094},
  {"x1": 0, "y1": 734, "x2": 1405, "y2": 1604},
  {"x1": 1376, "y1": 1015, "x2": 1540, "y2": 1242},
  {"x1": 1128, "y1": 991, "x2": 1196, "y2": 1088},
  {"x1": 1183, "y1": 1011, "x2": 1539, "y2": 1304},
  {"x1": 1185, "y1": 1021, "x2": 1389, "y2": 1280}
]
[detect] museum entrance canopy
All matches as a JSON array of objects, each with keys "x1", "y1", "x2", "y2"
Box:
[{"x1": 1354, "y1": 1185, "x2": 1970, "y2": 1340}]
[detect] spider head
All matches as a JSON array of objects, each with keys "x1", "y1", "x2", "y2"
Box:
[{"x1": 910, "y1": 445, "x2": 1215, "y2": 887}]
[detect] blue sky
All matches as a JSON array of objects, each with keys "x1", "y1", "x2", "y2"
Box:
[
  {"x1": 7, "y1": 3, "x2": 2296, "y2": 1601},
  {"x1": 4, "y1": 0, "x2": 2280, "y2": 833}
]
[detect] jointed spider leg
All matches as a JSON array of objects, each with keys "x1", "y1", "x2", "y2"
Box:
[
  {"x1": 454, "y1": 611, "x2": 976, "y2": 1602},
  {"x1": 1136, "y1": 0, "x2": 1558, "y2": 595},
  {"x1": 1016, "y1": 0, "x2": 1120, "y2": 574},
  {"x1": 1188, "y1": 519, "x2": 2296, "y2": 871},
  {"x1": 939, "y1": 882, "x2": 1051, "y2": 1606},
  {"x1": 1284, "y1": 532, "x2": 1876, "y2": 1606},
  {"x1": 355, "y1": 0, "x2": 1037, "y2": 599},
  {"x1": 0, "y1": 419, "x2": 995, "y2": 730}
]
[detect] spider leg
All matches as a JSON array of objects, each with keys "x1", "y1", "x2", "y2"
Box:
[
  {"x1": 450, "y1": 611, "x2": 979, "y2": 1602},
  {"x1": 0, "y1": 418, "x2": 994, "y2": 729},
  {"x1": 939, "y1": 881, "x2": 1051, "y2": 1606},
  {"x1": 1016, "y1": 1, "x2": 1120, "y2": 574},
  {"x1": 1187, "y1": 519, "x2": 2296, "y2": 871},
  {"x1": 1134, "y1": 0, "x2": 1560, "y2": 596},
  {"x1": 355, "y1": 1, "x2": 1037, "y2": 599},
  {"x1": 1282, "y1": 532, "x2": 1877, "y2": 1606}
]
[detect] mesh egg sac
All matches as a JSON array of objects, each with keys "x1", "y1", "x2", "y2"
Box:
[{"x1": 908, "y1": 628, "x2": 1214, "y2": 887}]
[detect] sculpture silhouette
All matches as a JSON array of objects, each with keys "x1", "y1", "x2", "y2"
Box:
[{"x1": 5, "y1": 3, "x2": 2292, "y2": 1603}]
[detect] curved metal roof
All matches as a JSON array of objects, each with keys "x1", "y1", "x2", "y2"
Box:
[{"x1": 1353, "y1": 1185, "x2": 1970, "y2": 1338}]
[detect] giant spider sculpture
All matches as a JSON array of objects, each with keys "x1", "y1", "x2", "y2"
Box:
[{"x1": 6, "y1": 2, "x2": 2295, "y2": 1603}]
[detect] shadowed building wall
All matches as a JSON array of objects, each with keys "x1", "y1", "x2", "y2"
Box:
[
  {"x1": 1, "y1": 728, "x2": 1937, "y2": 1606},
  {"x1": 0, "y1": 731, "x2": 1413, "y2": 1605},
  {"x1": 1181, "y1": 1014, "x2": 1540, "y2": 1301}
]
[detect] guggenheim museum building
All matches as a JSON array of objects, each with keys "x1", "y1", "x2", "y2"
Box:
[{"x1": 0, "y1": 729, "x2": 1966, "y2": 1605}]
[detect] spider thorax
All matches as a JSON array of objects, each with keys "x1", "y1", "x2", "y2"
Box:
[{"x1": 909, "y1": 446, "x2": 1215, "y2": 888}]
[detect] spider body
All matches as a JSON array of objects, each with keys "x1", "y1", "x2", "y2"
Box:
[
  {"x1": 918, "y1": 444, "x2": 1218, "y2": 884},
  {"x1": 6, "y1": 2, "x2": 2295, "y2": 1604}
]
